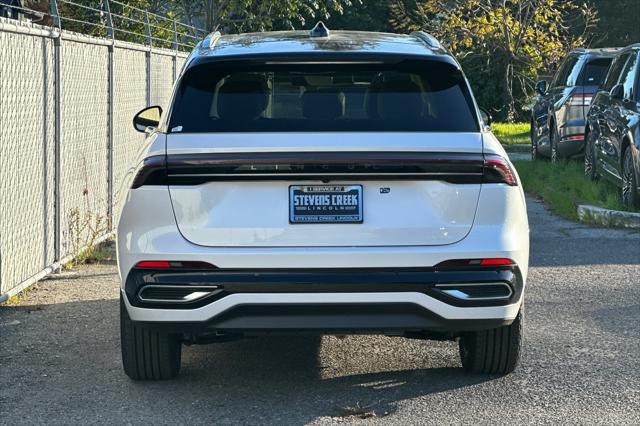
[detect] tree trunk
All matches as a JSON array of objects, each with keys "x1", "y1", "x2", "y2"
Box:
[{"x1": 503, "y1": 60, "x2": 516, "y2": 122}]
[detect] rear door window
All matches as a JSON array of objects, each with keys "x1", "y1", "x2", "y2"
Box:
[
  {"x1": 618, "y1": 53, "x2": 638, "y2": 100},
  {"x1": 602, "y1": 53, "x2": 631, "y2": 91},
  {"x1": 169, "y1": 60, "x2": 478, "y2": 133}
]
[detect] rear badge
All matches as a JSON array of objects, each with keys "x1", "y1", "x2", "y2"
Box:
[{"x1": 380, "y1": 187, "x2": 391, "y2": 194}]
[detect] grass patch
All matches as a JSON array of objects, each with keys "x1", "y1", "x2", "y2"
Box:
[
  {"x1": 63, "y1": 239, "x2": 116, "y2": 270},
  {"x1": 492, "y1": 122, "x2": 530, "y2": 146},
  {"x1": 512, "y1": 159, "x2": 638, "y2": 221},
  {"x1": 5, "y1": 284, "x2": 38, "y2": 305}
]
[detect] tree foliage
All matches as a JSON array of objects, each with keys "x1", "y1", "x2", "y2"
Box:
[
  {"x1": 390, "y1": 0, "x2": 599, "y2": 121},
  {"x1": 175, "y1": 0, "x2": 358, "y2": 33},
  {"x1": 323, "y1": 0, "x2": 392, "y2": 32},
  {"x1": 590, "y1": 0, "x2": 640, "y2": 47}
]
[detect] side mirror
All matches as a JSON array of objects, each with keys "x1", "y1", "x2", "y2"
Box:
[
  {"x1": 610, "y1": 83, "x2": 624, "y2": 101},
  {"x1": 535, "y1": 80, "x2": 547, "y2": 95},
  {"x1": 479, "y1": 107, "x2": 492, "y2": 126},
  {"x1": 133, "y1": 106, "x2": 163, "y2": 133}
]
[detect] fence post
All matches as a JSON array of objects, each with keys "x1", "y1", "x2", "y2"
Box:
[
  {"x1": 104, "y1": 0, "x2": 115, "y2": 230},
  {"x1": 145, "y1": 12, "x2": 151, "y2": 106},
  {"x1": 50, "y1": 0, "x2": 62, "y2": 264},
  {"x1": 145, "y1": 11, "x2": 152, "y2": 47},
  {"x1": 172, "y1": 19, "x2": 177, "y2": 82},
  {"x1": 49, "y1": 0, "x2": 60, "y2": 28},
  {"x1": 172, "y1": 19, "x2": 178, "y2": 50}
]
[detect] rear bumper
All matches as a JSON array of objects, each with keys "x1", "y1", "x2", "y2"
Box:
[
  {"x1": 122, "y1": 267, "x2": 523, "y2": 333},
  {"x1": 558, "y1": 119, "x2": 586, "y2": 157}
]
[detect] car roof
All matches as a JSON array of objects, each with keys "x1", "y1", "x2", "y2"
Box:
[{"x1": 184, "y1": 27, "x2": 457, "y2": 70}]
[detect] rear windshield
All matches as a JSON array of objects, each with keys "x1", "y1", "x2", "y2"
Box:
[
  {"x1": 578, "y1": 58, "x2": 613, "y2": 86},
  {"x1": 168, "y1": 60, "x2": 479, "y2": 133}
]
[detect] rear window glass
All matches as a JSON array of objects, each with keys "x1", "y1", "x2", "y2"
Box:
[
  {"x1": 169, "y1": 60, "x2": 478, "y2": 133},
  {"x1": 578, "y1": 58, "x2": 613, "y2": 85}
]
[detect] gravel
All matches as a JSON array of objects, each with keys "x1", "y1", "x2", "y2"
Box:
[{"x1": 1, "y1": 197, "x2": 639, "y2": 425}]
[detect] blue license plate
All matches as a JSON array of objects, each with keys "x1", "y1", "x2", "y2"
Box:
[{"x1": 289, "y1": 185, "x2": 363, "y2": 224}]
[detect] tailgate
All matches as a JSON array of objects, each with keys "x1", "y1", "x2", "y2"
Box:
[{"x1": 167, "y1": 133, "x2": 483, "y2": 247}]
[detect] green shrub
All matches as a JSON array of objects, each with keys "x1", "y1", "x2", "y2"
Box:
[{"x1": 512, "y1": 160, "x2": 637, "y2": 221}]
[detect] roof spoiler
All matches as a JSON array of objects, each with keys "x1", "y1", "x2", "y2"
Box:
[
  {"x1": 202, "y1": 31, "x2": 222, "y2": 50},
  {"x1": 411, "y1": 31, "x2": 442, "y2": 50}
]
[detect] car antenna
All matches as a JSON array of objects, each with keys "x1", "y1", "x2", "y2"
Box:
[{"x1": 310, "y1": 21, "x2": 330, "y2": 38}]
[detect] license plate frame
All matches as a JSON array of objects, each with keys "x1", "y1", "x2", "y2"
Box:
[{"x1": 289, "y1": 185, "x2": 363, "y2": 224}]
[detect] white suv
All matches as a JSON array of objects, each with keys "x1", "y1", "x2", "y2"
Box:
[{"x1": 118, "y1": 25, "x2": 529, "y2": 380}]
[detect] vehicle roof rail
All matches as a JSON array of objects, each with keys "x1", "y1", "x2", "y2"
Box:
[
  {"x1": 571, "y1": 48, "x2": 588, "y2": 52},
  {"x1": 410, "y1": 31, "x2": 442, "y2": 50},
  {"x1": 202, "y1": 31, "x2": 222, "y2": 50}
]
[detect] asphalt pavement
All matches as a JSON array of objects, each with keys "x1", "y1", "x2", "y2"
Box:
[{"x1": 1, "y1": 197, "x2": 639, "y2": 425}]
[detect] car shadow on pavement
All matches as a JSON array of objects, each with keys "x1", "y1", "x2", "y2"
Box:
[
  {"x1": 1, "y1": 297, "x2": 498, "y2": 423},
  {"x1": 176, "y1": 334, "x2": 495, "y2": 420}
]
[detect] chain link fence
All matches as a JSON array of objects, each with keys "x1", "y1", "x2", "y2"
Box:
[{"x1": 0, "y1": 15, "x2": 192, "y2": 297}]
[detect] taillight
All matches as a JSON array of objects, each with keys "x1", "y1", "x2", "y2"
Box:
[
  {"x1": 567, "y1": 93, "x2": 593, "y2": 106},
  {"x1": 436, "y1": 258, "x2": 515, "y2": 268},
  {"x1": 483, "y1": 155, "x2": 518, "y2": 186},
  {"x1": 134, "y1": 261, "x2": 216, "y2": 269},
  {"x1": 135, "y1": 261, "x2": 171, "y2": 268},
  {"x1": 131, "y1": 155, "x2": 167, "y2": 189},
  {"x1": 479, "y1": 258, "x2": 514, "y2": 266}
]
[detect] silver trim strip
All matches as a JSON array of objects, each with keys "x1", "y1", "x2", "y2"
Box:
[
  {"x1": 137, "y1": 285, "x2": 220, "y2": 304},
  {"x1": 435, "y1": 282, "x2": 513, "y2": 300}
]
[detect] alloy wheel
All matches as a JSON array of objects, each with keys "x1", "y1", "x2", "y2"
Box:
[
  {"x1": 622, "y1": 148, "x2": 637, "y2": 207},
  {"x1": 584, "y1": 134, "x2": 596, "y2": 180},
  {"x1": 550, "y1": 128, "x2": 559, "y2": 164},
  {"x1": 530, "y1": 122, "x2": 538, "y2": 160}
]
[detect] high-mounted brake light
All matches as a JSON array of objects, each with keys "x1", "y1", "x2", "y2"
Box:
[
  {"x1": 134, "y1": 261, "x2": 216, "y2": 269},
  {"x1": 435, "y1": 258, "x2": 515, "y2": 268},
  {"x1": 483, "y1": 155, "x2": 518, "y2": 186}
]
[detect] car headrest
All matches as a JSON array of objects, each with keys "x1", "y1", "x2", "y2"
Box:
[
  {"x1": 302, "y1": 89, "x2": 343, "y2": 120},
  {"x1": 376, "y1": 79, "x2": 423, "y2": 120},
  {"x1": 217, "y1": 76, "x2": 269, "y2": 121}
]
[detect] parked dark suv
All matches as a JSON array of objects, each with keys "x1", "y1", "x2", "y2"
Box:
[
  {"x1": 531, "y1": 48, "x2": 619, "y2": 161},
  {"x1": 585, "y1": 44, "x2": 640, "y2": 207}
]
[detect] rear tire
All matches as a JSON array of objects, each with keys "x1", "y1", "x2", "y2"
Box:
[
  {"x1": 584, "y1": 131, "x2": 598, "y2": 181},
  {"x1": 622, "y1": 146, "x2": 640, "y2": 208},
  {"x1": 531, "y1": 120, "x2": 539, "y2": 161},
  {"x1": 459, "y1": 309, "x2": 522, "y2": 375},
  {"x1": 550, "y1": 124, "x2": 559, "y2": 164},
  {"x1": 120, "y1": 295, "x2": 182, "y2": 380}
]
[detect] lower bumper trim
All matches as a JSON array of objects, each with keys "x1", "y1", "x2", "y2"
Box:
[
  {"x1": 123, "y1": 290, "x2": 521, "y2": 334},
  {"x1": 132, "y1": 303, "x2": 514, "y2": 333}
]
